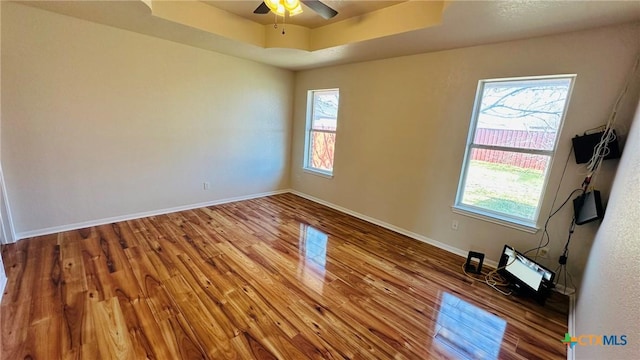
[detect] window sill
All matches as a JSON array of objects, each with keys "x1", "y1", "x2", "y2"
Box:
[
  {"x1": 451, "y1": 205, "x2": 539, "y2": 234},
  {"x1": 303, "y1": 168, "x2": 334, "y2": 179}
]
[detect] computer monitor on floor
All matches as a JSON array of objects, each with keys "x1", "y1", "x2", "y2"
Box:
[{"x1": 498, "y1": 245, "x2": 555, "y2": 304}]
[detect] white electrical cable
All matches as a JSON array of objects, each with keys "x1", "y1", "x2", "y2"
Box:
[{"x1": 586, "y1": 53, "x2": 640, "y2": 188}]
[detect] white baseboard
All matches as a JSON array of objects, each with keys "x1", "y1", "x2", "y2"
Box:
[
  {"x1": 14, "y1": 189, "x2": 290, "y2": 241},
  {"x1": 288, "y1": 189, "x2": 499, "y2": 268},
  {"x1": 553, "y1": 283, "x2": 577, "y2": 296},
  {"x1": 0, "y1": 273, "x2": 6, "y2": 303},
  {"x1": 0, "y1": 250, "x2": 6, "y2": 302},
  {"x1": 0, "y1": 165, "x2": 17, "y2": 244},
  {"x1": 567, "y1": 292, "x2": 576, "y2": 360}
]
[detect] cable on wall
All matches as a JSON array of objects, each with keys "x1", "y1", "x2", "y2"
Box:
[
  {"x1": 523, "y1": 142, "x2": 581, "y2": 260},
  {"x1": 586, "y1": 53, "x2": 640, "y2": 188},
  {"x1": 528, "y1": 53, "x2": 639, "y2": 269},
  {"x1": 554, "y1": 217, "x2": 577, "y2": 295},
  {"x1": 550, "y1": 53, "x2": 640, "y2": 295}
]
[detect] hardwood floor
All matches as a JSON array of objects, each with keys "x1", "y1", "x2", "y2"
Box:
[{"x1": 0, "y1": 193, "x2": 568, "y2": 359}]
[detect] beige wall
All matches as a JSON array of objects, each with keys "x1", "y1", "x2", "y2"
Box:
[
  {"x1": 0, "y1": 1, "x2": 11, "y2": 245},
  {"x1": 0, "y1": 0, "x2": 6, "y2": 299},
  {"x1": 1, "y1": 2, "x2": 294, "y2": 236},
  {"x1": 291, "y1": 22, "x2": 640, "y2": 286},
  {"x1": 575, "y1": 99, "x2": 640, "y2": 359}
]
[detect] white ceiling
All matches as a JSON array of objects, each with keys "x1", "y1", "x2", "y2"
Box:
[{"x1": 18, "y1": 1, "x2": 640, "y2": 71}]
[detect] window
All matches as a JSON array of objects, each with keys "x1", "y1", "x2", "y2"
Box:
[
  {"x1": 304, "y1": 89, "x2": 339, "y2": 176},
  {"x1": 455, "y1": 75, "x2": 575, "y2": 230}
]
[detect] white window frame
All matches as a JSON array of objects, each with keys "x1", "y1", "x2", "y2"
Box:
[
  {"x1": 454, "y1": 75, "x2": 576, "y2": 232},
  {"x1": 303, "y1": 88, "x2": 340, "y2": 177}
]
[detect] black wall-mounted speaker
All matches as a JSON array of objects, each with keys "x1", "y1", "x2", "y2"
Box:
[
  {"x1": 572, "y1": 131, "x2": 621, "y2": 164},
  {"x1": 573, "y1": 190, "x2": 603, "y2": 225}
]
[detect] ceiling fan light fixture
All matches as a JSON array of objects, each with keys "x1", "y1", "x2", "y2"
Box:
[
  {"x1": 275, "y1": 3, "x2": 286, "y2": 16},
  {"x1": 283, "y1": 0, "x2": 299, "y2": 11},
  {"x1": 264, "y1": 0, "x2": 303, "y2": 18},
  {"x1": 289, "y1": 3, "x2": 303, "y2": 16},
  {"x1": 264, "y1": 0, "x2": 280, "y2": 12}
]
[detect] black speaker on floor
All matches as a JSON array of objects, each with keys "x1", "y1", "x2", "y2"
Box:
[{"x1": 464, "y1": 251, "x2": 485, "y2": 274}]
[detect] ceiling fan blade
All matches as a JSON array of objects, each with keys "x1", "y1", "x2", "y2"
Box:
[
  {"x1": 253, "y1": 2, "x2": 270, "y2": 14},
  {"x1": 301, "y1": 0, "x2": 338, "y2": 19}
]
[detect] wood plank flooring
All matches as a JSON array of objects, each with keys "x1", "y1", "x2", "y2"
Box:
[{"x1": 0, "y1": 193, "x2": 568, "y2": 359}]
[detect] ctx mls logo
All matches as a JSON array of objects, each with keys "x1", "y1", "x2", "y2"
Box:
[
  {"x1": 562, "y1": 333, "x2": 627, "y2": 348},
  {"x1": 562, "y1": 333, "x2": 578, "y2": 348}
]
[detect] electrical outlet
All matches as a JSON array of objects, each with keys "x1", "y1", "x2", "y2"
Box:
[
  {"x1": 538, "y1": 247, "x2": 550, "y2": 258},
  {"x1": 451, "y1": 220, "x2": 459, "y2": 231},
  {"x1": 203, "y1": 182, "x2": 210, "y2": 190}
]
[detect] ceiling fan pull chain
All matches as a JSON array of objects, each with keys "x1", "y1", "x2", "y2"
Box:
[{"x1": 282, "y1": 12, "x2": 286, "y2": 35}]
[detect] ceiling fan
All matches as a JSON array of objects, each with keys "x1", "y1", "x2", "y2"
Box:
[{"x1": 253, "y1": 0, "x2": 339, "y2": 20}]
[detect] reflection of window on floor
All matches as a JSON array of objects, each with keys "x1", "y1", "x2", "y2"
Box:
[
  {"x1": 434, "y1": 292, "x2": 506, "y2": 360},
  {"x1": 297, "y1": 224, "x2": 328, "y2": 293},
  {"x1": 302, "y1": 225, "x2": 327, "y2": 267}
]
